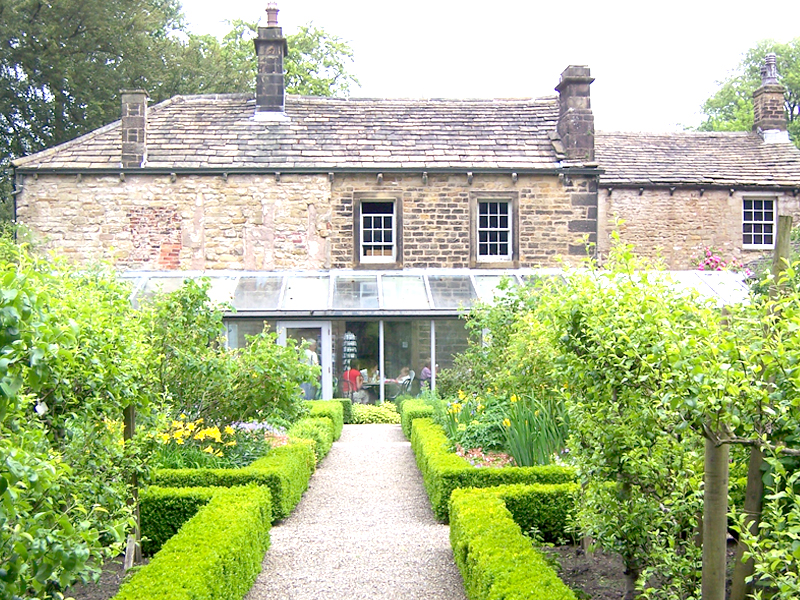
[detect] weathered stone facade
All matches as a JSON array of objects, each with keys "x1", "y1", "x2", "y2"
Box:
[
  {"x1": 16, "y1": 173, "x2": 332, "y2": 270},
  {"x1": 16, "y1": 170, "x2": 597, "y2": 271},
  {"x1": 599, "y1": 188, "x2": 800, "y2": 268}
]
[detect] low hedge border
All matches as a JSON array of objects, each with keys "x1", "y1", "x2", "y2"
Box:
[
  {"x1": 449, "y1": 486, "x2": 577, "y2": 600},
  {"x1": 153, "y1": 439, "x2": 315, "y2": 521},
  {"x1": 139, "y1": 486, "x2": 217, "y2": 555},
  {"x1": 305, "y1": 401, "x2": 344, "y2": 439},
  {"x1": 114, "y1": 485, "x2": 271, "y2": 600},
  {"x1": 410, "y1": 418, "x2": 576, "y2": 522},
  {"x1": 399, "y1": 398, "x2": 434, "y2": 438},
  {"x1": 288, "y1": 417, "x2": 334, "y2": 463}
]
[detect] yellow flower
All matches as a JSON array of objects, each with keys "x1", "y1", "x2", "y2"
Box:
[
  {"x1": 208, "y1": 427, "x2": 223, "y2": 443},
  {"x1": 225, "y1": 441, "x2": 237, "y2": 447},
  {"x1": 457, "y1": 390, "x2": 466, "y2": 400},
  {"x1": 510, "y1": 394, "x2": 518, "y2": 403},
  {"x1": 202, "y1": 445, "x2": 215, "y2": 454},
  {"x1": 196, "y1": 418, "x2": 204, "y2": 424},
  {"x1": 175, "y1": 438, "x2": 184, "y2": 445},
  {"x1": 180, "y1": 413, "x2": 187, "y2": 420},
  {"x1": 194, "y1": 431, "x2": 206, "y2": 440},
  {"x1": 503, "y1": 418, "x2": 511, "y2": 428},
  {"x1": 224, "y1": 426, "x2": 235, "y2": 436},
  {"x1": 171, "y1": 420, "x2": 183, "y2": 429},
  {"x1": 477, "y1": 404, "x2": 484, "y2": 412}
]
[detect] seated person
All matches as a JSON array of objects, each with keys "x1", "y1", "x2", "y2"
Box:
[
  {"x1": 419, "y1": 358, "x2": 433, "y2": 389},
  {"x1": 386, "y1": 366, "x2": 412, "y2": 384},
  {"x1": 342, "y1": 366, "x2": 370, "y2": 404}
]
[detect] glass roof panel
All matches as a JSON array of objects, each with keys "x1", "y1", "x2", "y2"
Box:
[
  {"x1": 283, "y1": 276, "x2": 330, "y2": 311},
  {"x1": 472, "y1": 275, "x2": 507, "y2": 302},
  {"x1": 382, "y1": 275, "x2": 429, "y2": 310},
  {"x1": 428, "y1": 275, "x2": 477, "y2": 309},
  {"x1": 234, "y1": 276, "x2": 283, "y2": 310},
  {"x1": 138, "y1": 276, "x2": 191, "y2": 300},
  {"x1": 333, "y1": 275, "x2": 379, "y2": 309}
]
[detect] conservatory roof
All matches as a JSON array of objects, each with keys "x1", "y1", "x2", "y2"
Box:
[{"x1": 120, "y1": 268, "x2": 751, "y2": 318}]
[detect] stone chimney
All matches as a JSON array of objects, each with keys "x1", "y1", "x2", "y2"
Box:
[
  {"x1": 121, "y1": 90, "x2": 148, "y2": 168},
  {"x1": 555, "y1": 66, "x2": 595, "y2": 162},
  {"x1": 254, "y1": 3, "x2": 289, "y2": 119},
  {"x1": 753, "y1": 53, "x2": 789, "y2": 143}
]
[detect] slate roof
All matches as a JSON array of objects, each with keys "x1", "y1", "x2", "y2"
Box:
[
  {"x1": 13, "y1": 94, "x2": 563, "y2": 171},
  {"x1": 597, "y1": 131, "x2": 800, "y2": 188}
]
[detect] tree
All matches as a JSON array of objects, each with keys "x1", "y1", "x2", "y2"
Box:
[{"x1": 698, "y1": 39, "x2": 800, "y2": 147}]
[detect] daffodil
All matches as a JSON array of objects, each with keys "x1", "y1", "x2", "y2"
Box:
[
  {"x1": 510, "y1": 394, "x2": 518, "y2": 403},
  {"x1": 503, "y1": 418, "x2": 511, "y2": 427},
  {"x1": 202, "y1": 445, "x2": 215, "y2": 454},
  {"x1": 224, "y1": 426, "x2": 235, "y2": 436}
]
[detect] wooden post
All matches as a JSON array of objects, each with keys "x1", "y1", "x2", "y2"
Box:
[
  {"x1": 123, "y1": 403, "x2": 142, "y2": 567},
  {"x1": 702, "y1": 436, "x2": 729, "y2": 600},
  {"x1": 730, "y1": 214, "x2": 793, "y2": 600}
]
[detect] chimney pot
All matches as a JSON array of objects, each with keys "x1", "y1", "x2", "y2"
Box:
[
  {"x1": 265, "y1": 3, "x2": 279, "y2": 27},
  {"x1": 753, "y1": 53, "x2": 787, "y2": 139}
]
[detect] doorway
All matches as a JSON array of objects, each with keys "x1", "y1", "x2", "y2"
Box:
[{"x1": 276, "y1": 321, "x2": 333, "y2": 400}]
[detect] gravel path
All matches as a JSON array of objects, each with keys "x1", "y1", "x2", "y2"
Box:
[{"x1": 246, "y1": 424, "x2": 467, "y2": 600}]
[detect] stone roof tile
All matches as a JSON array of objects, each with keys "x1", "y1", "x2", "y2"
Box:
[{"x1": 597, "y1": 131, "x2": 800, "y2": 188}]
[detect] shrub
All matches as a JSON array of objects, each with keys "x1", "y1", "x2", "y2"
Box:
[
  {"x1": 450, "y1": 486, "x2": 577, "y2": 600},
  {"x1": 351, "y1": 402, "x2": 401, "y2": 424},
  {"x1": 399, "y1": 398, "x2": 434, "y2": 438},
  {"x1": 288, "y1": 417, "x2": 334, "y2": 463},
  {"x1": 411, "y1": 418, "x2": 575, "y2": 522},
  {"x1": 153, "y1": 440, "x2": 315, "y2": 521},
  {"x1": 333, "y1": 398, "x2": 353, "y2": 424},
  {"x1": 139, "y1": 487, "x2": 216, "y2": 555},
  {"x1": 114, "y1": 485, "x2": 271, "y2": 600},
  {"x1": 305, "y1": 401, "x2": 344, "y2": 440}
]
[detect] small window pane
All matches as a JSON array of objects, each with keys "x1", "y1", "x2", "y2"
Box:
[
  {"x1": 234, "y1": 276, "x2": 283, "y2": 310},
  {"x1": 743, "y1": 198, "x2": 775, "y2": 247},
  {"x1": 429, "y1": 275, "x2": 477, "y2": 309},
  {"x1": 382, "y1": 275, "x2": 429, "y2": 310}
]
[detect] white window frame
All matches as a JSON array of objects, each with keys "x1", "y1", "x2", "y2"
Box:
[
  {"x1": 476, "y1": 199, "x2": 513, "y2": 262},
  {"x1": 360, "y1": 200, "x2": 397, "y2": 264},
  {"x1": 742, "y1": 195, "x2": 777, "y2": 249}
]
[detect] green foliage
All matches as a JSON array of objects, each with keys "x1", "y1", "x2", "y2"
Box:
[
  {"x1": 153, "y1": 440, "x2": 315, "y2": 521},
  {"x1": 336, "y1": 398, "x2": 353, "y2": 424},
  {"x1": 739, "y1": 454, "x2": 800, "y2": 598},
  {"x1": 698, "y1": 38, "x2": 800, "y2": 146},
  {"x1": 305, "y1": 400, "x2": 344, "y2": 440},
  {"x1": 502, "y1": 393, "x2": 569, "y2": 467},
  {"x1": 433, "y1": 391, "x2": 507, "y2": 452},
  {"x1": 449, "y1": 486, "x2": 577, "y2": 600},
  {"x1": 410, "y1": 418, "x2": 576, "y2": 522},
  {"x1": 139, "y1": 487, "x2": 216, "y2": 555},
  {"x1": 287, "y1": 417, "x2": 335, "y2": 463},
  {"x1": 143, "y1": 279, "x2": 313, "y2": 424},
  {"x1": 350, "y1": 402, "x2": 401, "y2": 424},
  {"x1": 399, "y1": 398, "x2": 435, "y2": 438},
  {"x1": 114, "y1": 485, "x2": 271, "y2": 600},
  {"x1": 285, "y1": 24, "x2": 359, "y2": 97}
]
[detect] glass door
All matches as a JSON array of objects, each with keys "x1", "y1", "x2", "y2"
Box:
[{"x1": 276, "y1": 321, "x2": 333, "y2": 400}]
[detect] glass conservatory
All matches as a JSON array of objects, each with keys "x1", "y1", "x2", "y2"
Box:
[{"x1": 122, "y1": 268, "x2": 751, "y2": 402}]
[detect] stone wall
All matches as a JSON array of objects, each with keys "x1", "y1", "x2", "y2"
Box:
[
  {"x1": 599, "y1": 188, "x2": 800, "y2": 268},
  {"x1": 17, "y1": 170, "x2": 596, "y2": 270},
  {"x1": 16, "y1": 173, "x2": 332, "y2": 270},
  {"x1": 329, "y1": 172, "x2": 596, "y2": 269}
]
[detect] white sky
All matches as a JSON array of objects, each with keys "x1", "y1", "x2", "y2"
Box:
[{"x1": 179, "y1": 0, "x2": 798, "y2": 133}]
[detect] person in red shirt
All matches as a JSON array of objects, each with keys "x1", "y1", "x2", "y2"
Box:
[{"x1": 342, "y1": 365, "x2": 370, "y2": 404}]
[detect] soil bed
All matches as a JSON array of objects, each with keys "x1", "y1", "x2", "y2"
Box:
[{"x1": 65, "y1": 557, "x2": 148, "y2": 600}]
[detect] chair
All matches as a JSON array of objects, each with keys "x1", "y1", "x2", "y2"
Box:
[{"x1": 388, "y1": 370, "x2": 415, "y2": 400}]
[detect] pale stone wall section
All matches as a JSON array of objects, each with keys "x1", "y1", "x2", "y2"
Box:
[
  {"x1": 16, "y1": 173, "x2": 332, "y2": 270},
  {"x1": 599, "y1": 188, "x2": 800, "y2": 269}
]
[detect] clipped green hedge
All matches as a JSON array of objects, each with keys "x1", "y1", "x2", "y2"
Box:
[
  {"x1": 489, "y1": 483, "x2": 578, "y2": 543},
  {"x1": 305, "y1": 400, "x2": 344, "y2": 439},
  {"x1": 332, "y1": 398, "x2": 353, "y2": 424},
  {"x1": 288, "y1": 417, "x2": 334, "y2": 463},
  {"x1": 450, "y1": 486, "x2": 576, "y2": 600},
  {"x1": 140, "y1": 487, "x2": 216, "y2": 555},
  {"x1": 350, "y1": 402, "x2": 401, "y2": 424},
  {"x1": 399, "y1": 398, "x2": 435, "y2": 438},
  {"x1": 411, "y1": 418, "x2": 576, "y2": 521},
  {"x1": 153, "y1": 440, "x2": 315, "y2": 521},
  {"x1": 114, "y1": 485, "x2": 271, "y2": 600}
]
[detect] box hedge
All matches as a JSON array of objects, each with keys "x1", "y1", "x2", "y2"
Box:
[
  {"x1": 139, "y1": 486, "x2": 217, "y2": 555},
  {"x1": 287, "y1": 417, "x2": 334, "y2": 463},
  {"x1": 410, "y1": 418, "x2": 576, "y2": 521},
  {"x1": 449, "y1": 486, "x2": 577, "y2": 600},
  {"x1": 153, "y1": 439, "x2": 315, "y2": 521},
  {"x1": 399, "y1": 398, "x2": 435, "y2": 438},
  {"x1": 305, "y1": 400, "x2": 344, "y2": 439},
  {"x1": 114, "y1": 485, "x2": 271, "y2": 600}
]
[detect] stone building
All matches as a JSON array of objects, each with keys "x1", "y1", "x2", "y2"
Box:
[{"x1": 10, "y1": 11, "x2": 800, "y2": 399}]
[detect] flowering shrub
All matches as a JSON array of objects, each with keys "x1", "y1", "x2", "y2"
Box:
[
  {"x1": 693, "y1": 247, "x2": 752, "y2": 276},
  {"x1": 435, "y1": 390, "x2": 509, "y2": 453},
  {"x1": 150, "y1": 415, "x2": 271, "y2": 469}
]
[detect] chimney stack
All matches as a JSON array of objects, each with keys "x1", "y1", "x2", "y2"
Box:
[
  {"x1": 555, "y1": 66, "x2": 595, "y2": 162},
  {"x1": 254, "y1": 3, "x2": 289, "y2": 119},
  {"x1": 753, "y1": 53, "x2": 789, "y2": 142},
  {"x1": 121, "y1": 90, "x2": 148, "y2": 168}
]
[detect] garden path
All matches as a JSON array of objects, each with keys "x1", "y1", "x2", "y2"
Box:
[{"x1": 245, "y1": 424, "x2": 467, "y2": 600}]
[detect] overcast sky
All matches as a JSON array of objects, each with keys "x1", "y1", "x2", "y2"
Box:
[{"x1": 179, "y1": 0, "x2": 798, "y2": 133}]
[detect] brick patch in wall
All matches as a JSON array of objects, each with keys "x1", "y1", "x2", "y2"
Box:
[{"x1": 124, "y1": 206, "x2": 182, "y2": 268}]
